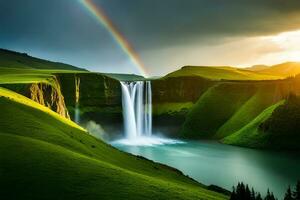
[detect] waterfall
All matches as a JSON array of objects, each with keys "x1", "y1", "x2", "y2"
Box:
[
  {"x1": 120, "y1": 81, "x2": 152, "y2": 139},
  {"x1": 115, "y1": 80, "x2": 181, "y2": 146},
  {"x1": 75, "y1": 76, "x2": 80, "y2": 124}
]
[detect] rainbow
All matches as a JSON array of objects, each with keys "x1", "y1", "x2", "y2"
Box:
[{"x1": 79, "y1": 0, "x2": 148, "y2": 77}]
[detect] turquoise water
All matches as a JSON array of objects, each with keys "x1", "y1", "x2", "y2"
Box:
[{"x1": 114, "y1": 140, "x2": 300, "y2": 199}]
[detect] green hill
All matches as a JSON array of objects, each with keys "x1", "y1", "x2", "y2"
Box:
[
  {"x1": 257, "y1": 62, "x2": 300, "y2": 77},
  {"x1": 165, "y1": 62, "x2": 300, "y2": 81},
  {"x1": 0, "y1": 87, "x2": 227, "y2": 200},
  {"x1": 0, "y1": 49, "x2": 85, "y2": 71},
  {"x1": 0, "y1": 49, "x2": 89, "y2": 85},
  {"x1": 180, "y1": 80, "x2": 293, "y2": 140},
  {"x1": 215, "y1": 84, "x2": 282, "y2": 139},
  {"x1": 0, "y1": 49, "x2": 88, "y2": 85},
  {"x1": 180, "y1": 83, "x2": 257, "y2": 138},
  {"x1": 246, "y1": 65, "x2": 270, "y2": 71},
  {"x1": 222, "y1": 101, "x2": 284, "y2": 149},
  {"x1": 165, "y1": 66, "x2": 281, "y2": 80}
]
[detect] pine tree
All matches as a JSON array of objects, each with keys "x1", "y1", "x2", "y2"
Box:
[
  {"x1": 250, "y1": 188, "x2": 255, "y2": 200},
  {"x1": 240, "y1": 182, "x2": 246, "y2": 199},
  {"x1": 284, "y1": 186, "x2": 294, "y2": 200},
  {"x1": 265, "y1": 189, "x2": 276, "y2": 200},
  {"x1": 236, "y1": 182, "x2": 246, "y2": 199},
  {"x1": 245, "y1": 185, "x2": 251, "y2": 200},
  {"x1": 256, "y1": 192, "x2": 263, "y2": 200},
  {"x1": 294, "y1": 181, "x2": 300, "y2": 200},
  {"x1": 230, "y1": 186, "x2": 237, "y2": 200},
  {"x1": 269, "y1": 192, "x2": 276, "y2": 200},
  {"x1": 265, "y1": 189, "x2": 271, "y2": 200}
]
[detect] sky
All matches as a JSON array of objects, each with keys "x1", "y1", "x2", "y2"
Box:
[{"x1": 1, "y1": 0, "x2": 300, "y2": 77}]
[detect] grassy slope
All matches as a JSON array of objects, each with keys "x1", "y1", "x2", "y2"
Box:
[
  {"x1": 181, "y1": 83, "x2": 257, "y2": 138},
  {"x1": 165, "y1": 66, "x2": 281, "y2": 80},
  {"x1": 0, "y1": 67, "x2": 88, "y2": 84},
  {"x1": 215, "y1": 84, "x2": 281, "y2": 139},
  {"x1": 222, "y1": 101, "x2": 284, "y2": 148},
  {"x1": 0, "y1": 49, "x2": 88, "y2": 85},
  {"x1": 0, "y1": 87, "x2": 227, "y2": 200},
  {"x1": 0, "y1": 49, "x2": 84, "y2": 70}
]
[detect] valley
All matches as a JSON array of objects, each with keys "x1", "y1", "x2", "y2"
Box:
[{"x1": 1, "y1": 49, "x2": 300, "y2": 199}]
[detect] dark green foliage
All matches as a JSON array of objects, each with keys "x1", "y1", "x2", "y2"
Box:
[
  {"x1": 230, "y1": 187, "x2": 237, "y2": 200},
  {"x1": 230, "y1": 183, "x2": 279, "y2": 200},
  {"x1": 251, "y1": 188, "x2": 256, "y2": 200},
  {"x1": 259, "y1": 94, "x2": 300, "y2": 150},
  {"x1": 293, "y1": 181, "x2": 300, "y2": 200},
  {"x1": 236, "y1": 183, "x2": 246, "y2": 200},
  {"x1": 256, "y1": 193, "x2": 263, "y2": 200},
  {"x1": 264, "y1": 189, "x2": 276, "y2": 200},
  {"x1": 260, "y1": 94, "x2": 300, "y2": 134},
  {"x1": 284, "y1": 186, "x2": 293, "y2": 200},
  {"x1": 230, "y1": 181, "x2": 300, "y2": 200},
  {"x1": 231, "y1": 183, "x2": 255, "y2": 200}
]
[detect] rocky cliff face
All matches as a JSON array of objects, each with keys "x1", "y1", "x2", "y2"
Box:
[
  {"x1": 58, "y1": 73, "x2": 121, "y2": 109},
  {"x1": 30, "y1": 78, "x2": 70, "y2": 119},
  {"x1": 3, "y1": 77, "x2": 70, "y2": 119},
  {"x1": 151, "y1": 76, "x2": 215, "y2": 136},
  {"x1": 152, "y1": 76, "x2": 214, "y2": 104},
  {"x1": 57, "y1": 73, "x2": 123, "y2": 135}
]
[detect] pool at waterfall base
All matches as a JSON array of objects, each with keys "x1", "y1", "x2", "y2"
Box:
[{"x1": 112, "y1": 139, "x2": 300, "y2": 199}]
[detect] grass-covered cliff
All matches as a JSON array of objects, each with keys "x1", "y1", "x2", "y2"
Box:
[
  {"x1": 224, "y1": 94, "x2": 300, "y2": 150},
  {"x1": 154, "y1": 66, "x2": 300, "y2": 150}
]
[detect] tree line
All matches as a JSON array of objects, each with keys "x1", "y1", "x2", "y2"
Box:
[{"x1": 230, "y1": 181, "x2": 300, "y2": 200}]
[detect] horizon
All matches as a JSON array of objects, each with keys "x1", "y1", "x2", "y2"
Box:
[{"x1": 2, "y1": 47, "x2": 300, "y2": 78}]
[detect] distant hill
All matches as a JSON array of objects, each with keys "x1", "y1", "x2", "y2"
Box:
[
  {"x1": 165, "y1": 65, "x2": 281, "y2": 80},
  {"x1": 0, "y1": 49, "x2": 86, "y2": 71},
  {"x1": 246, "y1": 65, "x2": 270, "y2": 71},
  {"x1": 257, "y1": 62, "x2": 300, "y2": 77}
]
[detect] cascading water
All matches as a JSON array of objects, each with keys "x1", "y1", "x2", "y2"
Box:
[
  {"x1": 114, "y1": 80, "x2": 181, "y2": 146},
  {"x1": 74, "y1": 76, "x2": 81, "y2": 124},
  {"x1": 120, "y1": 81, "x2": 152, "y2": 139}
]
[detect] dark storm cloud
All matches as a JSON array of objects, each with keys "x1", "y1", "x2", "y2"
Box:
[
  {"x1": 2, "y1": 0, "x2": 300, "y2": 50},
  {"x1": 0, "y1": 0, "x2": 111, "y2": 50},
  {"x1": 96, "y1": 0, "x2": 300, "y2": 49}
]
